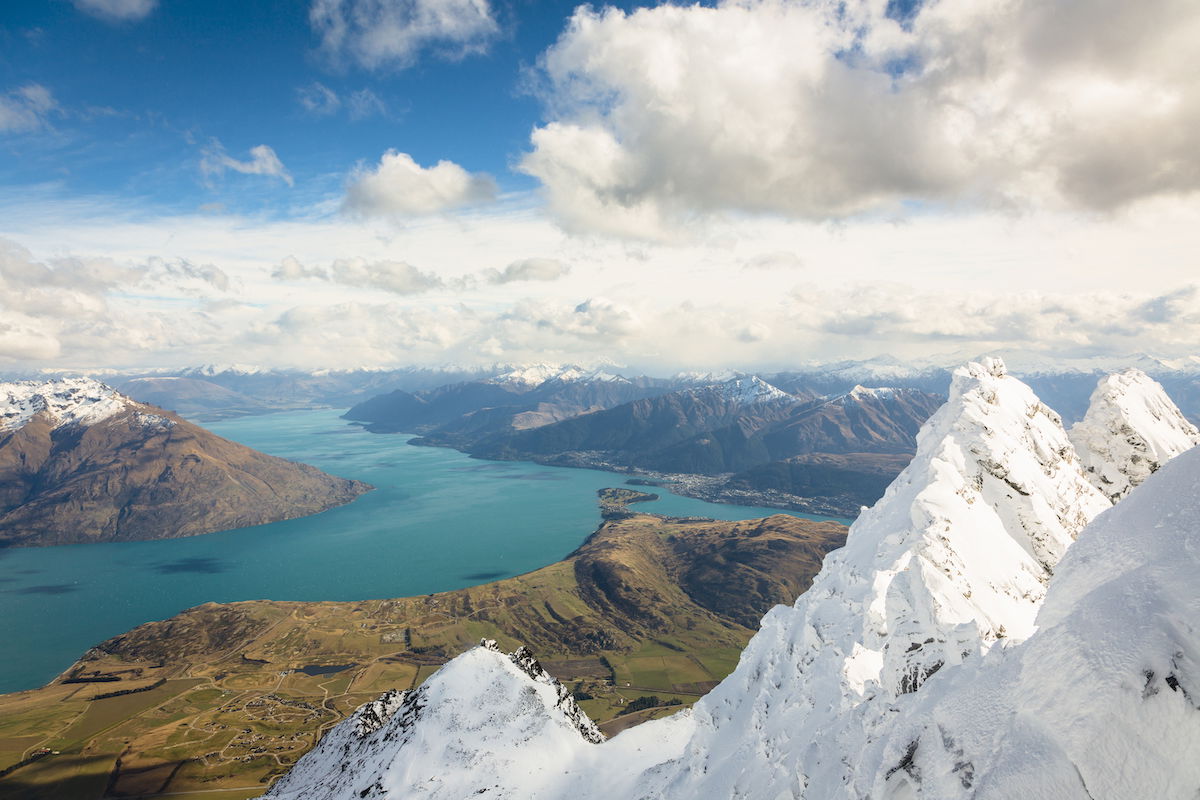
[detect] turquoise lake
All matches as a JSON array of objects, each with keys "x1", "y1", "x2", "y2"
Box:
[{"x1": 0, "y1": 409, "x2": 847, "y2": 694}]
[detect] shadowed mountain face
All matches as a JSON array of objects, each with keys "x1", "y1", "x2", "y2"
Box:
[
  {"x1": 344, "y1": 375, "x2": 944, "y2": 515},
  {"x1": 344, "y1": 374, "x2": 673, "y2": 436},
  {"x1": 0, "y1": 382, "x2": 371, "y2": 547}
]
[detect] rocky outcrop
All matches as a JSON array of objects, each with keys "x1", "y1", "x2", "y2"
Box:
[{"x1": 0, "y1": 378, "x2": 371, "y2": 546}]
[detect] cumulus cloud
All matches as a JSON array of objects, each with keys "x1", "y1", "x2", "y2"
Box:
[
  {"x1": 310, "y1": 0, "x2": 499, "y2": 71},
  {"x1": 0, "y1": 84, "x2": 58, "y2": 134},
  {"x1": 485, "y1": 258, "x2": 570, "y2": 284},
  {"x1": 344, "y1": 150, "x2": 496, "y2": 217},
  {"x1": 72, "y1": 0, "x2": 156, "y2": 21},
  {"x1": 522, "y1": 0, "x2": 1200, "y2": 237},
  {"x1": 201, "y1": 141, "x2": 293, "y2": 186}
]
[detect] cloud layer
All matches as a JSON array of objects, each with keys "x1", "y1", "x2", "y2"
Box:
[{"x1": 522, "y1": 0, "x2": 1200, "y2": 237}]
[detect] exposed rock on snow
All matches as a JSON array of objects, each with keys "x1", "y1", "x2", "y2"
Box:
[
  {"x1": 261, "y1": 359, "x2": 1200, "y2": 800},
  {"x1": 0, "y1": 377, "x2": 132, "y2": 432},
  {"x1": 1069, "y1": 368, "x2": 1200, "y2": 501}
]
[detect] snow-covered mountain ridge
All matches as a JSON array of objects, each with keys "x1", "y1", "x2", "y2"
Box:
[
  {"x1": 261, "y1": 360, "x2": 1199, "y2": 799},
  {"x1": 1069, "y1": 368, "x2": 1200, "y2": 502},
  {"x1": 0, "y1": 377, "x2": 136, "y2": 432}
]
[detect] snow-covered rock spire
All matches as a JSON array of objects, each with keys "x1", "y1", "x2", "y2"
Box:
[
  {"x1": 1069, "y1": 368, "x2": 1200, "y2": 501},
  {"x1": 639, "y1": 357, "x2": 1112, "y2": 798}
]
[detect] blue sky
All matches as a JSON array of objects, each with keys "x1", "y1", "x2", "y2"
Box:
[
  {"x1": 1, "y1": 0, "x2": 645, "y2": 214},
  {"x1": 0, "y1": 0, "x2": 1198, "y2": 371}
]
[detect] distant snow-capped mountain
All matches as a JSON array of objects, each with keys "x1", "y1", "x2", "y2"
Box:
[{"x1": 261, "y1": 360, "x2": 1199, "y2": 799}]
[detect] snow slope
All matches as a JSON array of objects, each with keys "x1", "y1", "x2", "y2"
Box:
[
  {"x1": 854, "y1": 445, "x2": 1200, "y2": 799},
  {"x1": 0, "y1": 377, "x2": 132, "y2": 432},
  {"x1": 1069, "y1": 368, "x2": 1200, "y2": 501},
  {"x1": 262, "y1": 359, "x2": 1200, "y2": 800}
]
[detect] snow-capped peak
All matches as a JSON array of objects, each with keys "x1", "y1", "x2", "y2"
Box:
[
  {"x1": 264, "y1": 640, "x2": 604, "y2": 800},
  {"x1": 0, "y1": 377, "x2": 133, "y2": 433},
  {"x1": 1068, "y1": 368, "x2": 1200, "y2": 502},
  {"x1": 707, "y1": 375, "x2": 793, "y2": 405},
  {"x1": 488, "y1": 363, "x2": 632, "y2": 388}
]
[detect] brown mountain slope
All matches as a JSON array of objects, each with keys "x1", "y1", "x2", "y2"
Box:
[
  {"x1": 0, "y1": 383, "x2": 371, "y2": 547},
  {"x1": 0, "y1": 504, "x2": 846, "y2": 798}
]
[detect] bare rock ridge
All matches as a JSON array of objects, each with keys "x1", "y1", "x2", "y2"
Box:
[
  {"x1": 262, "y1": 360, "x2": 1199, "y2": 799},
  {"x1": 0, "y1": 378, "x2": 371, "y2": 547}
]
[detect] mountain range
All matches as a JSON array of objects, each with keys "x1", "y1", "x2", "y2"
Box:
[
  {"x1": 261, "y1": 360, "x2": 1200, "y2": 800},
  {"x1": 350, "y1": 375, "x2": 944, "y2": 515},
  {"x1": 0, "y1": 378, "x2": 371, "y2": 547}
]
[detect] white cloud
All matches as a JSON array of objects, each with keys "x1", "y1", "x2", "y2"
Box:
[
  {"x1": 201, "y1": 141, "x2": 294, "y2": 187},
  {"x1": 271, "y1": 255, "x2": 442, "y2": 295},
  {"x1": 328, "y1": 257, "x2": 443, "y2": 294},
  {"x1": 309, "y1": 0, "x2": 499, "y2": 71},
  {"x1": 344, "y1": 150, "x2": 496, "y2": 217},
  {"x1": 297, "y1": 82, "x2": 341, "y2": 115},
  {"x1": 485, "y1": 258, "x2": 570, "y2": 284},
  {"x1": 72, "y1": 0, "x2": 157, "y2": 21},
  {"x1": 0, "y1": 84, "x2": 58, "y2": 134},
  {"x1": 522, "y1": 0, "x2": 1200, "y2": 237}
]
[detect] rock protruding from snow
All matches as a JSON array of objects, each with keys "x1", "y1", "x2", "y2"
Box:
[
  {"x1": 1069, "y1": 368, "x2": 1200, "y2": 501},
  {"x1": 352, "y1": 690, "x2": 407, "y2": 737},
  {"x1": 0, "y1": 377, "x2": 132, "y2": 432},
  {"x1": 263, "y1": 641, "x2": 606, "y2": 800},
  {"x1": 488, "y1": 640, "x2": 605, "y2": 744},
  {"x1": 855, "y1": 445, "x2": 1200, "y2": 800}
]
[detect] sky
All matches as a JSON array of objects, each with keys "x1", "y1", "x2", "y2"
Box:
[{"x1": 1, "y1": 0, "x2": 1198, "y2": 373}]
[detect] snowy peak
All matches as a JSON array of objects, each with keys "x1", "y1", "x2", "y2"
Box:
[
  {"x1": 264, "y1": 640, "x2": 604, "y2": 800},
  {"x1": 705, "y1": 375, "x2": 793, "y2": 405},
  {"x1": 643, "y1": 358, "x2": 1112, "y2": 797},
  {"x1": 0, "y1": 377, "x2": 134, "y2": 433},
  {"x1": 1069, "y1": 368, "x2": 1200, "y2": 501},
  {"x1": 490, "y1": 363, "x2": 629, "y2": 388}
]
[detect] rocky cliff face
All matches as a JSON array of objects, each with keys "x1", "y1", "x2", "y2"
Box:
[
  {"x1": 0, "y1": 378, "x2": 371, "y2": 546},
  {"x1": 258, "y1": 360, "x2": 1199, "y2": 799}
]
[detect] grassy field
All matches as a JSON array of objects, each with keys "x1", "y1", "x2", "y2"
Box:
[{"x1": 0, "y1": 503, "x2": 845, "y2": 799}]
